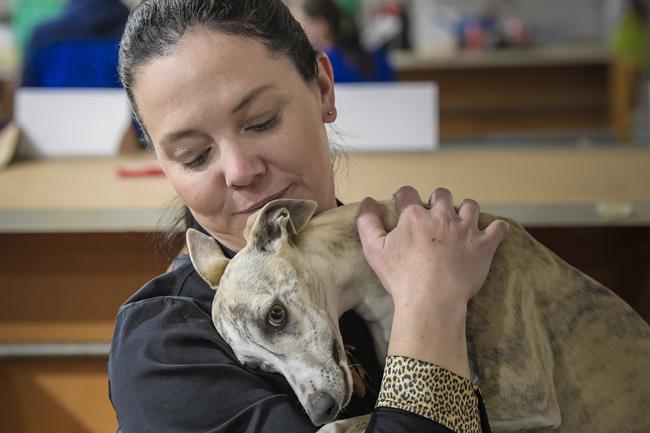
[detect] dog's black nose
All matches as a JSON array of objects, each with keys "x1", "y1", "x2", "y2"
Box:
[{"x1": 307, "y1": 391, "x2": 337, "y2": 425}]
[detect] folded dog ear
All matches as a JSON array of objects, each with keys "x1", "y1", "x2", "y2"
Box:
[
  {"x1": 244, "y1": 199, "x2": 318, "y2": 251},
  {"x1": 186, "y1": 228, "x2": 230, "y2": 289}
]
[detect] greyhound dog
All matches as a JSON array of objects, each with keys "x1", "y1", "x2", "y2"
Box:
[{"x1": 187, "y1": 199, "x2": 650, "y2": 432}]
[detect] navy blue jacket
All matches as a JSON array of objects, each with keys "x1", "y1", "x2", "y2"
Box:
[{"x1": 21, "y1": 0, "x2": 129, "y2": 87}]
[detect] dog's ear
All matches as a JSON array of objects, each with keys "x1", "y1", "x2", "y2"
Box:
[
  {"x1": 244, "y1": 199, "x2": 318, "y2": 250},
  {"x1": 186, "y1": 228, "x2": 230, "y2": 288}
]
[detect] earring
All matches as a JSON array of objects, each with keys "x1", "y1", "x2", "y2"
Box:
[{"x1": 327, "y1": 110, "x2": 333, "y2": 116}]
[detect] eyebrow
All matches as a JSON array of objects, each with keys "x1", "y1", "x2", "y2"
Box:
[
  {"x1": 159, "y1": 129, "x2": 210, "y2": 150},
  {"x1": 231, "y1": 84, "x2": 275, "y2": 114},
  {"x1": 159, "y1": 84, "x2": 276, "y2": 149}
]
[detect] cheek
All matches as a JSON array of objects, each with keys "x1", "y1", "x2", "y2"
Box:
[
  {"x1": 161, "y1": 163, "x2": 226, "y2": 215},
  {"x1": 275, "y1": 112, "x2": 331, "y2": 182}
]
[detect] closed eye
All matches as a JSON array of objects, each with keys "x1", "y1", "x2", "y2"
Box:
[
  {"x1": 182, "y1": 148, "x2": 211, "y2": 170},
  {"x1": 246, "y1": 112, "x2": 279, "y2": 133}
]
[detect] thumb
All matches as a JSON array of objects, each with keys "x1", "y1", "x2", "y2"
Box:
[{"x1": 356, "y1": 197, "x2": 387, "y2": 256}]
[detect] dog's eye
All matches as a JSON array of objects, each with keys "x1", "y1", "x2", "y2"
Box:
[{"x1": 267, "y1": 304, "x2": 287, "y2": 328}]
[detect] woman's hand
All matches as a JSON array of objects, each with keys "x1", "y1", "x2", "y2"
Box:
[{"x1": 355, "y1": 186, "x2": 509, "y2": 378}]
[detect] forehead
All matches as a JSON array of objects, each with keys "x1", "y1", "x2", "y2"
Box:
[
  {"x1": 217, "y1": 255, "x2": 301, "y2": 320},
  {"x1": 132, "y1": 30, "x2": 308, "y2": 138},
  {"x1": 224, "y1": 250, "x2": 302, "y2": 295}
]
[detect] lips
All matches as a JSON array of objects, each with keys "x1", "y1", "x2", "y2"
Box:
[{"x1": 235, "y1": 185, "x2": 291, "y2": 214}]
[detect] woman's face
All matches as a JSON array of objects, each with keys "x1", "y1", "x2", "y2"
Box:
[{"x1": 132, "y1": 30, "x2": 338, "y2": 251}]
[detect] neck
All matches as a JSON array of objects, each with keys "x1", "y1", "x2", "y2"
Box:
[{"x1": 298, "y1": 201, "x2": 397, "y2": 316}]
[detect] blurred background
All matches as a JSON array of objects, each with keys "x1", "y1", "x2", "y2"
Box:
[
  {"x1": 2, "y1": 0, "x2": 648, "y2": 145},
  {"x1": 0, "y1": 1, "x2": 648, "y2": 432}
]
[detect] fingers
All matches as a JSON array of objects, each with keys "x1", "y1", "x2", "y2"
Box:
[
  {"x1": 393, "y1": 185, "x2": 423, "y2": 214},
  {"x1": 392, "y1": 187, "x2": 487, "y2": 232},
  {"x1": 458, "y1": 198, "x2": 480, "y2": 227},
  {"x1": 356, "y1": 197, "x2": 387, "y2": 254},
  {"x1": 428, "y1": 187, "x2": 459, "y2": 221},
  {"x1": 483, "y1": 219, "x2": 510, "y2": 253}
]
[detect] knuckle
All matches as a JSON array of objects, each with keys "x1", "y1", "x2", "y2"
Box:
[
  {"x1": 400, "y1": 203, "x2": 422, "y2": 221},
  {"x1": 433, "y1": 209, "x2": 454, "y2": 225}
]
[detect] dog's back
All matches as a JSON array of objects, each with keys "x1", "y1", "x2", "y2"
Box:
[
  {"x1": 469, "y1": 213, "x2": 650, "y2": 432},
  {"x1": 190, "y1": 199, "x2": 650, "y2": 432}
]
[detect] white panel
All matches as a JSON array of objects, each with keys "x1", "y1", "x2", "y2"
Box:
[
  {"x1": 330, "y1": 82, "x2": 438, "y2": 152},
  {"x1": 15, "y1": 88, "x2": 132, "y2": 158}
]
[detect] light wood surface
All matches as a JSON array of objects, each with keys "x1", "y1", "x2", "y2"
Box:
[
  {"x1": 1, "y1": 147, "x2": 649, "y2": 231},
  {"x1": 0, "y1": 155, "x2": 177, "y2": 231},
  {"x1": 0, "y1": 154, "x2": 174, "y2": 211},
  {"x1": 334, "y1": 147, "x2": 650, "y2": 203},
  {"x1": 391, "y1": 44, "x2": 610, "y2": 70}
]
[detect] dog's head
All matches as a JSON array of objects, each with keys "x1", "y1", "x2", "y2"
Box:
[{"x1": 186, "y1": 199, "x2": 353, "y2": 426}]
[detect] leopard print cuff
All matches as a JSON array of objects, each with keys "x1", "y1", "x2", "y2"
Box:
[{"x1": 376, "y1": 356, "x2": 482, "y2": 433}]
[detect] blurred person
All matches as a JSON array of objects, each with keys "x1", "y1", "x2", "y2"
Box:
[
  {"x1": 612, "y1": 0, "x2": 648, "y2": 70},
  {"x1": 21, "y1": 0, "x2": 129, "y2": 87},
  {"x1": 294, "y1": 0, "x2": 394, "y2": 82},
  {"x1": 611, "y1": 0, "x2": 649, "y2": 144}
]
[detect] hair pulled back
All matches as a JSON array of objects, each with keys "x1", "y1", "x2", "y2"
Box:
[
  {"x1": 118, "y1": 0, "x2": 321, "y2": 256},
  {"x1": 119, "y1": 0, "x2": 317, "y2": 128}
]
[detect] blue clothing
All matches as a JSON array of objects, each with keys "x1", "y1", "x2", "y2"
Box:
[
  {"x1": 21, "y1": 0, "x2": 129, "y2": 87},
  {"x1": 327, "y1": 46, "x2": 395, "y2": 83}
]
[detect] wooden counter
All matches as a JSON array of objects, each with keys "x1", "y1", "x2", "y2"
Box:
[
  {"x1": 390, "y1": 44, "x2": 611, "y2": 70},
  {"x1": 1, "y1": 148, "x2": 649, "y2": 231},
  {"x1": 391, "y1": 45, "x2": 615, "y2": 140},
  {"x1": 334, "y1": 147, "x2": 650, "y2": 226},
  {"x1": 1, "y1": 147, "x2": 649, "y2": 433},
  {"x1": 0, "y1": 155, "x2": 177, "y2": 232}
]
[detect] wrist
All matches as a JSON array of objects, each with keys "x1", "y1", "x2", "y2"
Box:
[
  {"x1": 388, "y1": 302, "x2": 471, "y2": 379},
  {"x1": 393, "y1": 293, "x2": 469, "y2": 323}
]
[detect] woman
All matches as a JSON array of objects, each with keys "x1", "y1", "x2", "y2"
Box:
[{"x1": 108, "y1": 1, "x2": 509, "y2": 432}]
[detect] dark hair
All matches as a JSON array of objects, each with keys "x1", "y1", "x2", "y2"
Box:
[
  {"x1": 118, "y1": 0, "x2": 319, "y2": 256},
  {"x1": 302, "y1": 0, "x2": 375, "y2": 78},
  {"x1": 119, "y1": 0, "x2": 318, "y2": 141}
]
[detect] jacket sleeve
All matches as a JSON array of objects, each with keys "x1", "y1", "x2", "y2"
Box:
[
  {"x1": 374, "y1": 356, "x2": 490, "y2": 433},
  {"x1": 108, "y1": 297, "x2": 489, "y2": 433}
]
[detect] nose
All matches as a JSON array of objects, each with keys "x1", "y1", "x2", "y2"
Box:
[
  {"x1": 306, "y1": 391, "x2": 337, "y2": 425},
  {"x1": 220, "y1": 141, "x2": 266, "y2": 188}
]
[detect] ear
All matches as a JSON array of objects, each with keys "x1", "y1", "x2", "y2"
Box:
[
  {"x1": 186, "y1": 228, "x2": 230, "y2": 288},
  {"x1": 244, "y1": 199, "x2": 318, "y2": 251},
  {"x1": 315, "y1": 52, "x2": 336, "y2": 122}
]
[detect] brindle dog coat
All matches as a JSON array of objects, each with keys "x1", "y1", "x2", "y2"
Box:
[{"x1": 187, "y1": 199, "x2": 650, "y2": 432}]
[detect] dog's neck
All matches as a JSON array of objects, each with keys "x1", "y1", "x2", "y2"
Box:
[{"x1": 297, "y1": 202, "x2": 397, "y2": 331}]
